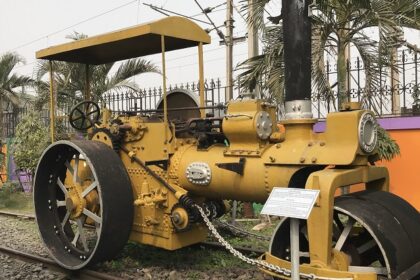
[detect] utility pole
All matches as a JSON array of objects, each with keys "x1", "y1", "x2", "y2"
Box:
[
  {"x1": 225, "y1": 0, "x2": 234, "y2": 102},
  {"x1": 247, "y1": 0, "x2": 259, "y2": 98}
]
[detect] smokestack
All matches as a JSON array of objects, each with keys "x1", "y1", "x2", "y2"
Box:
[{"x1": 282, "y1": 0, "x2": 313, "y2": 119}]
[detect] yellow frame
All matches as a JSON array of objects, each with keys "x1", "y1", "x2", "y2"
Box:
[{"x1": 37, "y1": 16, "x2": 211, "y2": 142}]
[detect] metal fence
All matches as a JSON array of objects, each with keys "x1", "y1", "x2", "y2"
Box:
[
  {"x1": 101, "y1": 78, "x2": 233, "y2": 114},
  {"x1": 313, "y1": 48, "x2": 419, "y2": 118},
  {"x1": 2, "y1": 48, "x2": 419, "y2": 138}
]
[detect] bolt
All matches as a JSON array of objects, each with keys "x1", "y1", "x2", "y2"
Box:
[
  {"x1": 80, "y1": 256, "x2": 83, "y2": 259},
  {"x1": 299, "y1": 157, "x2": 305, "y2": 163},
  {"x1": 64, "y1": 246, "x2": 68, "y2": 250},
  {"x1": 55, "y1": 230, "x2": 59, "y2": 235},
  {"x1": 48, "y1": 200, "x2": 51, "y2": 204},
  {"x1": 276, "y1": 144, "x2": 281, "y2": 149},
  {"x1": 49, "y1": 174, "x2": 53, "y2": 178},
  {"x1": 67, "y1": 249, "x2": 71, "y2": 253},
  {"x1": 286, "y1": 248, "x2": 290, "y2": 253},
  {"x1": 308, "y1": 142, "x2": 313, "y2": 147},
  {"x1": 320, "y1": 142, "x2": 326, "y2": 146},
  {"x1": 269, "y1": 156, "x2": 276, "y2": 163},
  {"x1": 53, "y1": 225, "x2": 57, "y2": 229},
  {"x1": 48, "y1": 206, "x2": 52, "y2": 210},
  {"x1": 311, "y1": 157, "x2": 317, "y2": 163}
]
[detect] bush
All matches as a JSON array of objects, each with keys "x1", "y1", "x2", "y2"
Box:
[
  {"x1": 377, "y1": 126, "x2": 400, "y2": 161},
  {"x1": 12, "y1": 111, "x2": 50, "y2": 175}
]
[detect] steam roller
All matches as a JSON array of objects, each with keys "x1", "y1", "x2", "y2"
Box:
[{"x1": 33, "y1": 0, "x2": 420, "y2": 279}]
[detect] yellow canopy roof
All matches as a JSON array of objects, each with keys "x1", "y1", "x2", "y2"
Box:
[{"x1": 36, "y1": 16, "x2": 211, "y2": 64}]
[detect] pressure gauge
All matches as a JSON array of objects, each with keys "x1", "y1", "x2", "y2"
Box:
[{"x1": 358, "y1": 112, "x2": 378, "y2": 153}]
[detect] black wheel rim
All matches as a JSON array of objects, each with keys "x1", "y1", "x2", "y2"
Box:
[{"x1": 34, "y1": 140, "x2": 133, "y2": 270}]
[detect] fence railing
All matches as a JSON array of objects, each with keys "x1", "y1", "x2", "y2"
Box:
[{"x1": 2, "y1": 48, "x2": 419, "y2": 138}]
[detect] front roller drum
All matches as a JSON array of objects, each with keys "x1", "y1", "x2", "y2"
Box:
[
  {"x1": 269, "y1": 190, "x2": 420, "y2": 279},
  {"x1": 34, "y1": 140, "x2": 134, "y2": 270}
]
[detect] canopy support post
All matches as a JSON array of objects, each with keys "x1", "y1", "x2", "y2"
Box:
[
  {"x1": 85, "y1": 64, "x2": 91, "y2": 101},
  {"x1": 161, "y1": 35, "x2": 168, "y2": 157},
  {"x1": 49, "y1": 60, "x2": 55, "y2": 143},
  {"x1": 198, "y1": 42, "x2": 205, "y2": 118}
]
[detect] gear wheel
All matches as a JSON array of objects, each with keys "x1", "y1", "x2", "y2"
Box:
[
  {"x1": 90, "y1": 128, "x2": 122, "y2": 153},
  {"x1": 170, "y1": 203, "x2": 194, "y2": 232}
]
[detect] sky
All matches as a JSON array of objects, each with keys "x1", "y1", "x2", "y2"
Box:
[
  {"x1": 0, "y1": 0, "x2": 419, "y2": 91},
  {"x1": 0, "y1": 0, "x2": 252, "y2": 89}
]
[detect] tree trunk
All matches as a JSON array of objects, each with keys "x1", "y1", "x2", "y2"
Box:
[
  {"x1": 0, "y1": 96, "x2": 3, "y2": 139},
  {"x1": 390, "y1": 47, "x2": 401, "y2": 114},
  {"x1": 337, "y1": 40, "x2": 350, "y2": 108}
]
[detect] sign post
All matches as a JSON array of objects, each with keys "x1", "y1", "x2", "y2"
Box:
[{"x1": 261, "y1": 188, "x2": 320, "y2": 280}]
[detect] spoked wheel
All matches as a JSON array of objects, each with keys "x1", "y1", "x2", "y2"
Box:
[
  {"x1": 69, "y1": 101, "x2": 100, "y2": 130},
  {"x1": 34, "y1": 140, "x2": 133, "y2": 270},
  {"x1": 270, "y1": 190, "x2": 420, "y2": 279}
]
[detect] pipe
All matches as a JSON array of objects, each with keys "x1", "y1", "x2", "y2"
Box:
[{"x1": 282, "y1": 0, "x2": 313, "y2": 119}]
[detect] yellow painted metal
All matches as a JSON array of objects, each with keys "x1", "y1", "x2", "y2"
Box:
[
  {"x1": 222, "y1": 99, "x2": 278, "y2": 155},
  {"x1": 88, "y1": 94, "x2": 389, "y2": 273},
  {"x1": 48, "y1": 61, "x2": 55, "y2": 143},
  {"x1": 118, "y1": 145, "x2": 207, "y2": 250},
  {"x1": 262, "y1": 253, "x2": 377, "y2": 280},
  {"x1": 36, "y1": 17, "x2": 211, "y2": 64},
  {"x1": 161, "y1": 35, "x2": 168, "y2": 156},
  {"x1": 36, "y1": 16, "x2": 394, "y2": 278},
  {"x1": 198, "y1": 42, "x2": 205, "y2": 118},
  {"x1": 305, "y1": 167, "x2": 388, "y2": 268},
  {"x1": 171, "y1": 143, "x2": 301, "y2": 202}
]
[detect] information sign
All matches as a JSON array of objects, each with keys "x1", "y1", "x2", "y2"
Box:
[{"x1": 260, "y1": 188, "x2": 320, "y2": 220}]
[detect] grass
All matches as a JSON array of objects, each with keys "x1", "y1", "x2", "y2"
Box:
[
  {"x1": 0, "y1": 182, "x2": 275, "y2": 272},
  {"x1": 102, "y1": 241, "x2": 253, "y2": 272},
  {"x1": 99, "y1": 217, "x2": 280, "y2": 273},
  {"x1": 0, "y1": 181, "x2": 34, "y2": 214},
  {"x1": 214, "y1": 217, "x2": 279, "y2": 251}
]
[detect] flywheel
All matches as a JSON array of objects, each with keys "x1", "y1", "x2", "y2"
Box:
[
  {"x1": 34, "y1": 140, "x2": 134, "y2": 270},
  {"x1": 269, "y1": 190, "x2": 420, "y2": 279}
]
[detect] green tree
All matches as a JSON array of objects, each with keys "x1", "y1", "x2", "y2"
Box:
[
  {"x1": 12, "y1": 111, "x2": 49, "y2": 175},
  {"x1": 239, "y1": 0, "x2": 419, "y2": 108},
  {"x1": 239, "y1": 0, "x2": 419, "y2": 160},
  {"x1": 0, "y1": 52, "x2": 33, "y2": 138},
  {"x1": 34, "y1": 32, "x2": 159, "y2": 110}
]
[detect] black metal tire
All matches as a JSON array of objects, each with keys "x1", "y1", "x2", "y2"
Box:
[
  {"x1": 34, "y1": 140, "x2": 134, "y2": 270},
  {"x1": 269, "y1": 190, "x2": 420, "y2": 279}
]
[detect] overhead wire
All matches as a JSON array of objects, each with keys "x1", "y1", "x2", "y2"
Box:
[
  {"x1": 193, "y1": 0, "x2": 226, "y2": 43},
  {"x1": 8, "y1": 0, "x2": 139, "y2": 52}
]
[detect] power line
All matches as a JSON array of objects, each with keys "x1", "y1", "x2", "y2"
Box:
[
  {"x1": 143, "y1": 3, "x2": 211, "y2": 25},
  {"x1": 166, "y1": 52, "x2": 248, "y2": 70},
  {"x1": 193, "y1": 0, "x2": 226, "y2": 43},
  {"x1": 8, "y1": 0, "x2": 138, "y2": 52}
]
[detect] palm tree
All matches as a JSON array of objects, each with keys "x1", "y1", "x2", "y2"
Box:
[
  {"x1": 0, "y1": 52, "x2": 33, "y2": 138},
  {"x1": 238, "y1": 0, "x2": 420, "y2": 111},
  {"x1": 238, "y1": 0, "x2": 419, "y2": 160},
  {"x1": 34, "y1": 32, "x2": 159, "y2": 110}
]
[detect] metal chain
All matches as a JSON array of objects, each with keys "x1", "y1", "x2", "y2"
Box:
[
  {"x1": 214, "y1": 220, "x2": 271, "y2": 241},
  {"x1": 193, "y1": 204, "x2": 316, "y2": 280},
  {"x1": 195, "y1": 204, "x2": 354, "y2": 280}
]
